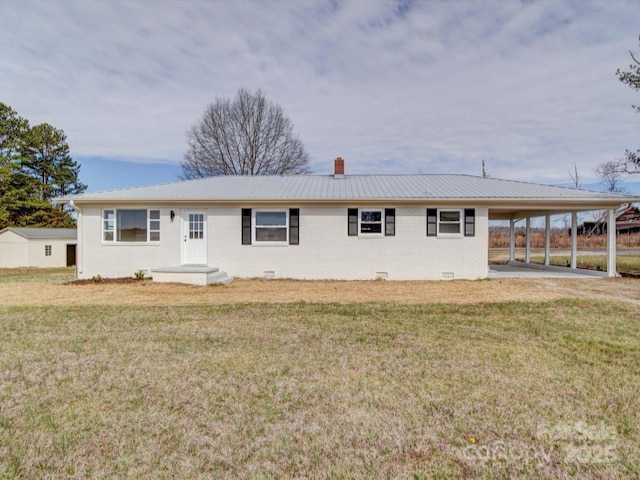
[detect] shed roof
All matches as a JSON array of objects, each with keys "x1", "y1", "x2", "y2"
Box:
[
  {"x1": 58, "y1": 174, "x2": 639, "y2": 204},
  {"x1": 0, "y1": 228, "x2": 77, "y2": 240}
]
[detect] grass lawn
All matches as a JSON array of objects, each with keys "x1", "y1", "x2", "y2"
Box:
[
  {"x1": 1, "y1": 300, "x2": 638, "y2": 478},
  {"x1": 0, "y1": 267, "x2": 76, "y2": 284}
]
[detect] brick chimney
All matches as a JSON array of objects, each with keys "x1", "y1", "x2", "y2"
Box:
[{"x1": 334, "y1": 157, "x2": 345, "y2": 176}]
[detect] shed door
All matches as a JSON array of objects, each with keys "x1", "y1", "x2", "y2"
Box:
[{"x1": 182, "y1": 210, "x2": 207, "y2": 265}]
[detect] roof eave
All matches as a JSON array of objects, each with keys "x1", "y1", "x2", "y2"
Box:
[{"x1": 66, "y1": 196, "x2": 638, "y2": 208}]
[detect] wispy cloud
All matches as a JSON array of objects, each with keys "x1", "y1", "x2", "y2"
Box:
[{"x1": 1, "y1": 0, "x2": 638, "y2": 184}]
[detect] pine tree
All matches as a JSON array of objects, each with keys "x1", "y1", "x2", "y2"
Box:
[
  {"x1": 19, "y1": 123, "x2": 87, "y2": 201},
  {"x1": 0, "y1": 102, "x2": 87, "y2": 228}
]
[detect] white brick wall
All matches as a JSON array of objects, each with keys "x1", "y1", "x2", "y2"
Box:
[
  {"x1": 78, "y1": 205, "x2": 181, "y2": 279},
  {"x1": 78, "y1": 204, "x2": 488, "y2": 280}
]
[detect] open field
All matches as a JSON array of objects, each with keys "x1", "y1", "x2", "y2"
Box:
[
  {"x1": 1, "y1": 270, "x2": 639, "y2": 478},
  {"x1": 519, "y1": 255, "x2": 640, "y2": 275},
  {"x1": 488, "y1": 252, "x2": 640, "y2": 276},
  {"x1": 489, "y1": 232, "x2": 640, "y2": 249}
]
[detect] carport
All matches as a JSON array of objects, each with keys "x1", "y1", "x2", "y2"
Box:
[{"x1": 488, "y1": 201, "x2": 621, "y2": 277}]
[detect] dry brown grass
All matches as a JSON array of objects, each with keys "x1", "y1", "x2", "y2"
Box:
[
  {"x1": 0, "y1": 276, "x2": 638, "y2": 307},
  {"x1": 1, "y1": 270, "x2": 639, "y2": 478},
  {"x1": 489, "y1": 232, "x2": 640, "y2": 249},
  {"x1": 1, "y1": 301, "x2": 638, "y2": 478}
]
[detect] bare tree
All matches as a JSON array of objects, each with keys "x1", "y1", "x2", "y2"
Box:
[
  {"x1": 608, "y1": 37, "x2": 640, "y2": 174},
  {"x1": 568, "y1": 163, "x2": 581, "y2": 188},
  {"x1": 595, "y1": 160, "x2": 626, "y2": 193},
  {"x1": 181, "y1": 89, "x2": 310, "y2": 178}
]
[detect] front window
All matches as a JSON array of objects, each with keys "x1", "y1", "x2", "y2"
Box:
[
  {"x1": 254, "y1": 210, "x2": 288, "y2": 243},
  {"x1": 103, "y1": 209, "x2": 160, "y2": 242},
  {"x1": 359, "y1": 209, "x2": 383, "y2": 235},
  {"x1": 118, "y1": 209, "x2": 147, "y2": 242},
  {"x1": 438, "y1": 209, "x2": 462, "y2": 236}
]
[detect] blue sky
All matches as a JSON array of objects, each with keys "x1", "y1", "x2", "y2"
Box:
[{"x1": 2, "y1": 0, "x2": 640, "y2": 194}]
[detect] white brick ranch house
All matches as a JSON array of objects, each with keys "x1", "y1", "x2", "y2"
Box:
[{"x1": 58, "y1": 159, "x2": 640, "y2": 285}]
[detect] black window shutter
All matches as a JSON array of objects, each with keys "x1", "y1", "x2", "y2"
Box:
[
  {"x1": 289, "y1": 208, "x2": 299, "y2": 245},
  {"x1": 385, "y1": 208, "x2": 395, "y2": 236},
  {"x1": 348, "y1": 208, "x2": 358, "y2": 236},
  {"x1": 241, "y1": 208, "x2": 252, "y2": 245},
  {"x1": 464, "y1": 208, "x2": 475, "y2": 237},
  {"x1": 426, "y1": 208, "x2": 437, "y2": 236}
]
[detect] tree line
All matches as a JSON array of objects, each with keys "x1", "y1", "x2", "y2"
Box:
[{"x1": 0, "y1": 102, "x2": 86, "y2": 229}]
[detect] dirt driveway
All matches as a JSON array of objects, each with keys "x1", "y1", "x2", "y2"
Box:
[{"x1": 1, "y1": 277, "x2": 638, "y2": 307}]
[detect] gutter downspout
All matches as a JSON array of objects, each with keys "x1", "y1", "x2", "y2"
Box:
[{"x1": 69, "y1": 200, "x2": 82, "y2": 278}]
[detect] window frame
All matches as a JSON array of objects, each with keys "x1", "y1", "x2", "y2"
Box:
[
  {"x1": 427, "y1": 208, "x2": 476, "y2": 238},
  {"x1": 252, "y1": 209, "x2": 289, "y2": 246},
  {"x1": 149, "y1": 210, "x2": 161, "y2": 242},
  {"x1": 102, "y1": 208, "x2": 161, "y2": 243},
  {"x1": 103, "y1": 209, "x2": 115, "y2": 242},
  {"x1": 348, "y1": 208, "x2": 395, "y2": 237},
  {"x1": 358, "y1": 208, "x2": 385, "y2": 237},
  {"x1": 437, "y1": 209, "x2": 463, "y2": 237},
  {"x1": 44, "y1": 245, "x2": 52, "y2": 256}
]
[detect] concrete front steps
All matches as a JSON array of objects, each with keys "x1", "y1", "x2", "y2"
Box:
[{"x1": 151, "y1": 266, "x2": 233, "y2": 286}]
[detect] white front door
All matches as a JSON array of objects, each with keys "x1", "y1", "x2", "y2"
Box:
[{"x1": 182, "y1": 210, "x2": 207, "y2": 265}]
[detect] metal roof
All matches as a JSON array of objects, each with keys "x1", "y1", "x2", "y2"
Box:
[
  {"x1": 58, "y1": 174, "x2": 639, "y2": 204},
  {"x1": 0, "y1": 228, "x2": 77, "y2": 240}
]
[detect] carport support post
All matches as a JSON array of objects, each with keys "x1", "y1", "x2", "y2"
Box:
[
  {"x1": 607, "y1": 208, "x2": 617, "y2": 277},
  {"x1": 544, "y1": 214, "x2": 551, "y2": 266},
  {"x1": 509, "y1": 218, "x2": 515, "y2": 262},
  {"x1": 571, "y1": 211, "x2": 578, "y2": 269},
  {"x1": 525, "y1": 217, "x2": 531, "y2": 263}
]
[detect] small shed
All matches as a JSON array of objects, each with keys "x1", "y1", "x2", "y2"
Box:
[{"x1": 0, "y1": 228, "x2": 77, "y2": 268}]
